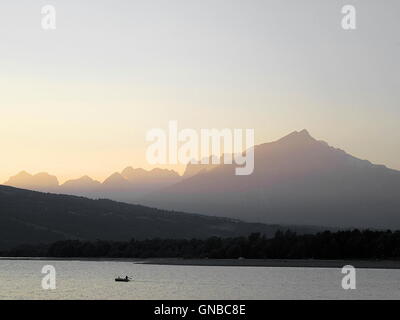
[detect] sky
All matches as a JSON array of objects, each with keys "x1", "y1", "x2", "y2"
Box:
[{"x1": 0, "y1": 0, "x2": 399, "y2": 183}]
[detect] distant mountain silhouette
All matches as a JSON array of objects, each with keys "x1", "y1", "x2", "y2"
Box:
[
  {"x1": 61, "y1": 175, "x2": 101, "y2": 189},
  {"x1": 122, "y1": 167, "x2": 180, "y2": 183},
  {"x1": 100, "y1": 168, "x2": 182, "y2": 202},
  {"x1": 143, "y1": 130, "x2": 400, "y2": 229},
  {"x1": 60, "y1": 176, "x2": 102, "y2": 197},
  {"x1": 3, "y1": 167, "x2": 182, "y2": 203},
  {"x1": 5, "y1": 130, "x2": 400, "y2": 229},
  {"x1": 182, "y1": 157, "x2": 220, "y2": 179},
  {"x1": 103, "y1": 172, "x2": 132, "y2": 188},
  {"x1": 0, "y1": 185, "x2": 319, "y2": 250},
  {"x1": 4, "y1": 171, "x2": 59, "y2": 193}
]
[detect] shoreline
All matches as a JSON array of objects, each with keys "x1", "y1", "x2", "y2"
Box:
[{"x1": 2, "y1": 257, "x2": 400, "y2": 269}]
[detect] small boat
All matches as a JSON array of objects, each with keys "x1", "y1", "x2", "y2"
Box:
[{"x1": 115, "y1": 276, "x2": 132, "y2": 282}]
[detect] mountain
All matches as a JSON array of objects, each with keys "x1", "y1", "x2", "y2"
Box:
[
  {"x1": 99, "y1": 172, "x2": 139, "y2": 202},
  {"x1": 122, "y1": 167, "x2": 180, "y2": 184},
  {"x1": 143, "y1": 130, "x2": 400, "y2": 229},
  {"x1": 0, "y1": 185, "x2": 318, "y2": 250},
  {"x1": 99, "y1": 168, "x2": 182, "y2": 202},
  {"x1": 4, "y1": 171, "x2": 59, "y2": 193},
  {"x1": 182, "y1": 158, "x2": 220, "y2": 179},
  {"x1": 102, "y1": 172, "x2": 132, "y2": 189},
  {"x1": 5, "y1": 130, "x2": 400, "y2": 229},
  {"x1": 61, "y1": 175, "x2": 101, "y2": 189},
  {"x1": 59, "y1": 176, "x2": 102, "y2": 197},
  {"x1": 121, "y1": 167, "x2": 181, "y2": 191},
  {"x1": 3, "y1": 167, "x2": 183, "y2": 203}
]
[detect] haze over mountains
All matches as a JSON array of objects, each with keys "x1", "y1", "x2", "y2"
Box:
[
  {"x1": 4, "y1": 167, "x2": 183, "y2": 203},
  {"x1": 0, "y1": 185, "x2": 318, "y2": 250},
  {"x1": 4, "y1": 159, "x2": 218, "y2": 203},
  {"x1": 4, "y1": 130, "x2": 400, "y2": 229},
  {"x1": 144, "y1": 130, "x2": 400, "y2": 229},
  {"x1": 5, "y1": 171, "x2": 60, "y2": 193}
]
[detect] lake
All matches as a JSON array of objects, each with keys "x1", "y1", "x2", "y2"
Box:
[{"x1": 1, "y1": 259, "x2": 400, "y2": 299}]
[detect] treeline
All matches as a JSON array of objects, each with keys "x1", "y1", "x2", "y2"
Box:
[{"x1": 3, "y1": 229, "x2": 400, "y2": 259}]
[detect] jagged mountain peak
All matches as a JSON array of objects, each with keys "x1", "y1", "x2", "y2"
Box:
[
  {"x1": 121, "y1": 166, "x2": 180, "y2": 182},
  {"x1": 4, "y1": 171, "x2": 59, "y2": 189},
  {"x1": 277, "y1": 129, "x2": 316, "y2": 144},
  {"x1": 16, "y1": 170, "x2": 32, "y2": 178},
  {"x1": 103, "y1": 172, "x2": 129, "y2": 184},
  {"x1": 143, "y1": 130, "x2": 400, "y2": 229},
  {"x1": 61, "y1": 175, "x2": 101, "y2": 188}
]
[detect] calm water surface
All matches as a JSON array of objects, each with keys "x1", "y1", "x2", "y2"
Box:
[{"x1": 1, "y1": 259, "x2": 400, "y2": 299}]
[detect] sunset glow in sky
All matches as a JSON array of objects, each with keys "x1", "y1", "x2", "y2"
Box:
[{"x1": 1, "y1": 0, "x2": 399, "y2": 183}]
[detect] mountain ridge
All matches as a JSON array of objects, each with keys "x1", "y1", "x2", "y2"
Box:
[
  {"x1": 4, "y1": 130, "x2": 400, "y2": 229},
  {"x1": 0, "y1": 184, "x2": 321, "y2": 250},
  {"x1": 3, "y1": 167, "x2": 183, "y2": 202},
  {"x1": 142, "y1": 130, "x2": 400, "y2": 229}
]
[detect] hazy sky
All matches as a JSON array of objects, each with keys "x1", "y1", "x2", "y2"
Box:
[{"x1": 0, "y1": 0, "x2": 399, "y2": 183}]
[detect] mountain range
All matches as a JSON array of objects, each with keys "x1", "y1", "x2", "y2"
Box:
[
  {"x1": 4, "y1": 167, "x2": 183, "y2": 203},
  {"x1": 4, "y1": 130, "x2": 400, "y2": 229},
  {"x1": 0, "y1": 185, "x2": 318, "y2": 250},
  {"x1": 4, "y1": 159, "x2": 218, "y2": 203},
  {"x1": 144, "y1": 130, "x2": 400, "y2": 229}
]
